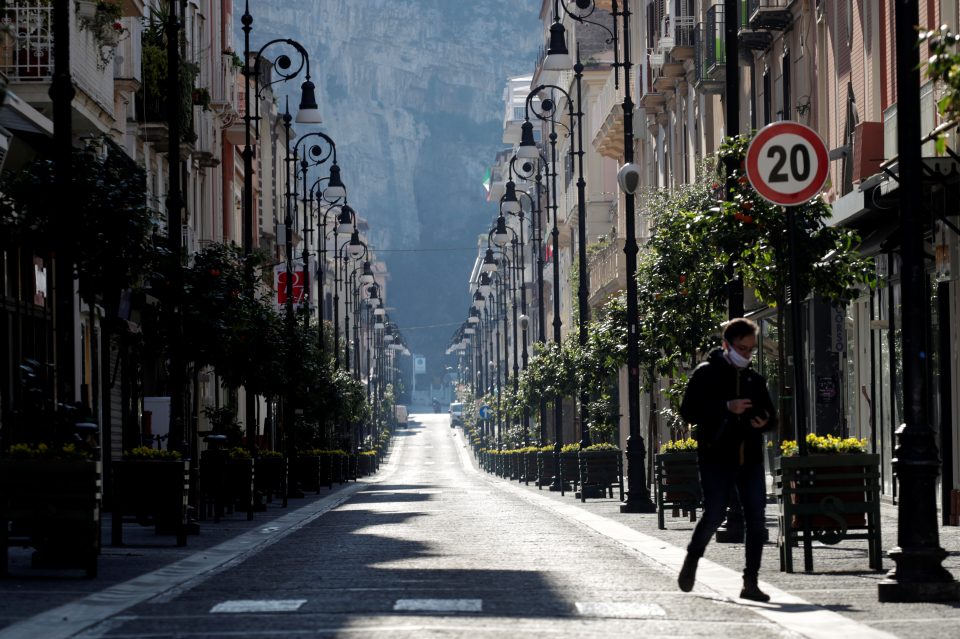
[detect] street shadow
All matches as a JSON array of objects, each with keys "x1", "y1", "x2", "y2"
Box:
[{"x1": 109, "y1": 486, "x2": 575, "y2": 636}]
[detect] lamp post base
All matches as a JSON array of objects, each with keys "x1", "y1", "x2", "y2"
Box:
[
  {"x1": 878, "y1": 547, "x2": 960, "y2": 602},
  {"x1": 619, "y1": 493, "x2": 656, "y2": 513}
]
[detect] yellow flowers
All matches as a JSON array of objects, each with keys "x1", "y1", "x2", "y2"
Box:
[
  {"x1": 8, "y1": 442, "x2": 92, "y2": 460},
  {"x1": 660, "y1": 438, "x2": 698, "y2": 453},
  {"x1": 781, "y1": 433, "x2": 868, "y2": 457},
  {"x1": 124, "y1": 446, "x2": 182, "y2": 460}
]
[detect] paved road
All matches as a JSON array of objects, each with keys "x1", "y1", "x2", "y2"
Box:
[{"x1": 2, "y1": 414, "x2": 895, "y2": 638}]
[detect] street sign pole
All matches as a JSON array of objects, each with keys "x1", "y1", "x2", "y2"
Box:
[
  {"x1": 745, "y1": 121, "x2": 830, "y2": 457},
  {"x1": 785, "y1": 205, "x2": 808, "y2": 457}
]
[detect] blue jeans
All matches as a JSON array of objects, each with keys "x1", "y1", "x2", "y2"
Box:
[{"x1": 687, "y1": 462, "x2": 766, "y2": 578}]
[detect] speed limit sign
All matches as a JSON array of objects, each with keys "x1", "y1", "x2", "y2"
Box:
[{"x1": 745, "y1": 122, "x2": 829, "y2": 206}]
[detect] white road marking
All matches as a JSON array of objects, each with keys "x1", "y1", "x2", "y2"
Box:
[
  {"x1": 393, "y1": 598, "x2": 482, "y2": 612},
  {"x1": 210, "y1": 599, "x2": 307, "y2": 613},
  {"x1": 574, "y1": 601, "x2": 666, "y2": 618}
]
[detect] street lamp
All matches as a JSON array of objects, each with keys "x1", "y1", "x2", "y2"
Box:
[
  {"x1": 242, "y1": 0, "x2": 323, "y2": 455},
  {"x1": 295, "y1": 131, "x2": 344, "y2": 328},
  {"x1": 523, "y1": 67, "x2": 589, "y2": 485},
  {"x1": 555, "y1": 0, "x2": 656, "y2": 513},
  {"x1": 338, "y1": 235, "x2": 368, "y2": 373},
  {"x1": 502, "y1": 182, "x2": 533, "y2": 447}
]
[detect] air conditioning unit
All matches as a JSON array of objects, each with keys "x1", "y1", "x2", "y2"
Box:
[{"x1": 852, "y1": 121, "x2": 884, "y2": 184}]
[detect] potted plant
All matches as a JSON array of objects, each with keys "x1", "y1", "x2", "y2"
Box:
[
  {"x1": 358, "y1": 450, "x2": 377, "y2": 477},
  {"x1": 654, "y1": 438, "x2": 701, "y2": 530},
  {"x1": 78, "y1": 1, "x2": 127, "y2": 69},
  {"x1": 225, "y1": 447, "x2": 255, "y2": 520},
  {"x1": 577, "y1": 442, "x2": 623, "y2": 502},
  {"x1": 111, "y1": 446, "x2": 189, "y2": 547},
  {"x1": 536, "y1": 443, "x2": 554, "y2": 489},
  {"x1": 776, "y1": 433, "x2": 881, "y2": 572},
  {"x1": 254, "y1": 450, "x2": 286, "y2": 504},
  {"x1": 558, "y1": 442, "x2": 580, "y2": 495},
  {"x1": 1, "y1": 443, "x2": 101, "y2": 577}
]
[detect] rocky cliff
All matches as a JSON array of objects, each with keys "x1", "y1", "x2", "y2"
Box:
[{"x1": 240, "y1": 0, "x2": 541, "y2": 383}]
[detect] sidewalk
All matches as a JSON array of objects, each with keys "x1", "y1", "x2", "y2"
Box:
[
  {"x1": 461, "y1": 435, "x2": 960, "y2": 639},
  {"x1": 0, "y1": 473, "x2": 372, "y2": 634}
]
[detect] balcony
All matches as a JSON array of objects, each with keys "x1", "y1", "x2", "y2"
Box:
[
  {"x1": 659, "y1": 14, "x2": 695, "y2": 62},
  {"x1": 0, "y1": 2, "x2": 54, "y2": 81},
  {"x1": 587, "y1": 238, "x2": 626, "y2": 307},
  {"x1": 638, "y1": 54, "x2": 666, "y2": 113},
  {"x1": 739, "y1": 0, "x2": 793, "y2": 51},
  {"x1": 746, "y1": 0, "x2": 793, "y2": 31},
  {"x1": 693, "y1": 6, "x2": 726, "y2": 94},
  {"x1": 193, "y1": 109, "x2": 220, "y2": 168},
  {"x1": 210, "y1": 51, "x2": 241, "y2": 120},
  {"x1": 590, "y1": 70, "x2": 625, "y2": 159}
]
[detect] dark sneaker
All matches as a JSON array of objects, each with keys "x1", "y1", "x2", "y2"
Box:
[
  {"x1": 740, "y1": 578, "x2": 771, "y2": 602},
  {"x1": 678, "y1": 553, "x2": 699, "y2": 592}
]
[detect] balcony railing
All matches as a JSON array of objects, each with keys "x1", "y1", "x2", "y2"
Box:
[
  {"x1": 746, "y1": 0, "x2": 793, "y2": 30},
  {"x1": 587, "y1": 238, "x2": 626, "y2": 304},
  {"x1": 693, "y1": 4, "x2": 727, "y2": 93},
  {"x1": 0, "y1": 2, "x2": 54, "y2": 81}
]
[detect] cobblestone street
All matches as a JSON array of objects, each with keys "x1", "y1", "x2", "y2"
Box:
[{"x1": 4, "y1": 413, "x2": 956, "y2": 638}]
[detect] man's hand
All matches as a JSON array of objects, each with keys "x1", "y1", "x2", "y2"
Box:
[
  {"x1": 750, "y1": 413, "x2": 769, "y2": 429},
  {"x1": 726, "y1": 398, "x2": 752, "y2": 414}
]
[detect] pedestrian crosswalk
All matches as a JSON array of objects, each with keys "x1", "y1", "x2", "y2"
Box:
[{"x1": 207, "y1": 597, "x2": 669, "y2": 618}]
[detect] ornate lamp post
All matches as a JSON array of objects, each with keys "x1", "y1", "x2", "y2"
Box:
[
  {"x1": 294, "y1": 131, "x2": 344, "y2": 328},
  {"x1": 241, "y1": 0, "x2": 322, "y2": 450},
  {"x1": 504, "y1": 175, "x2": 537, "y2": 445},
  {"x1": 877, "y1": 0, "x2": 959, "y2": 602},
  {"x1": 552, "y1": 0, "x2": 655, "y2": 512},
  {"x1": 517, "y1": 67, "x2": 588, "y2": 482},
  {"x1": 338, "y1": 231, "x2": 367, "y2": 373}
]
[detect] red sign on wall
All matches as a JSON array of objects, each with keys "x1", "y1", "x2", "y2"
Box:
[{"x1": 275, "y1": 265, "x2": 307, "y2": 308}]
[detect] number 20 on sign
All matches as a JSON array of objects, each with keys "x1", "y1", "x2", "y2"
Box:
[{"x1": 745, "y1": 122, "x2": 829, "y2": 207}]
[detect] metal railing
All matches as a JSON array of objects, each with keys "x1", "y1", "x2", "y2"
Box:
[
  {"x1": 0, "y1": 1, "x2": 54, "y2": 80},
  {"x1": 705, "y1": 4, "x2": 726, "y2": 77},
  {"x1": 587, "y1": 238, "x2": 625, "y2": 300}
]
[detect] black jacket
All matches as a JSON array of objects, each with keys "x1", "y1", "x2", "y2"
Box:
[{"x1": 679, "y1": 348, "x2": 777, "y2": 467}]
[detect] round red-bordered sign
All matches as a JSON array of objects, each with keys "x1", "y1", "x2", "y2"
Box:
[{"x1": 745, "y1": 122, "x2": 829, "y2": 206}]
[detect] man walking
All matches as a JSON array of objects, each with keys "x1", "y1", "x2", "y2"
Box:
[{"x1": 677, "y1": 317, "x2": 776, "y2": 602}]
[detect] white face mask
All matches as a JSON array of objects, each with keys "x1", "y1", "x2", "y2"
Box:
[{"x1": 726, "y1": 347, "x2": 751, "y2": 369}]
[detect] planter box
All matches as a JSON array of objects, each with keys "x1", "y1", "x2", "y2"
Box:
[
  {"x1": 578, "y1": 450, "x2": 624, "y2": 502},
  {"x1": 199, "y1": 452, "x2": 254, "y2": 522},
  {"x1": 358, "y1": 454, "x2": 376, "y2": 476},
  {"x1": 331, "y1": 454, "x2": 347, "y2": 484},
  {"x1": 225, "y1": 459, "x2": 255, "y2": 520},
  {"x1": 296, "y1": 456, "x2": 322, "y2": 494},
  {"x1": 536, "y1": 451, "x2": 554, "y2": 489},
  {"x1": 654, "y1": 452, "x2": 702, "y2": 530},
  {"x1": 347, "y1": 454, "x2": 359, "y2": 481},
  {"x1": 255, "y1": 456, "x2": 287, "y2": 503},
  {"x1": 775, "y1": 453, "x2": 882, "y2": 573},
  {"x1": 558, "y1": 451, "x2": 579, "y2": 495},
  {"x1": 1, "y1": 460, "x2": 101, "y2": 577},
  {"x1": 111, "y1": 460, "x2": 189, "y2": 546},
  {"x1": 523, "y1": 451, "x2": 538, "y2": 485},
  {"x1": 509, "y1": 454, "x2": 522, "y2": 480}
]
